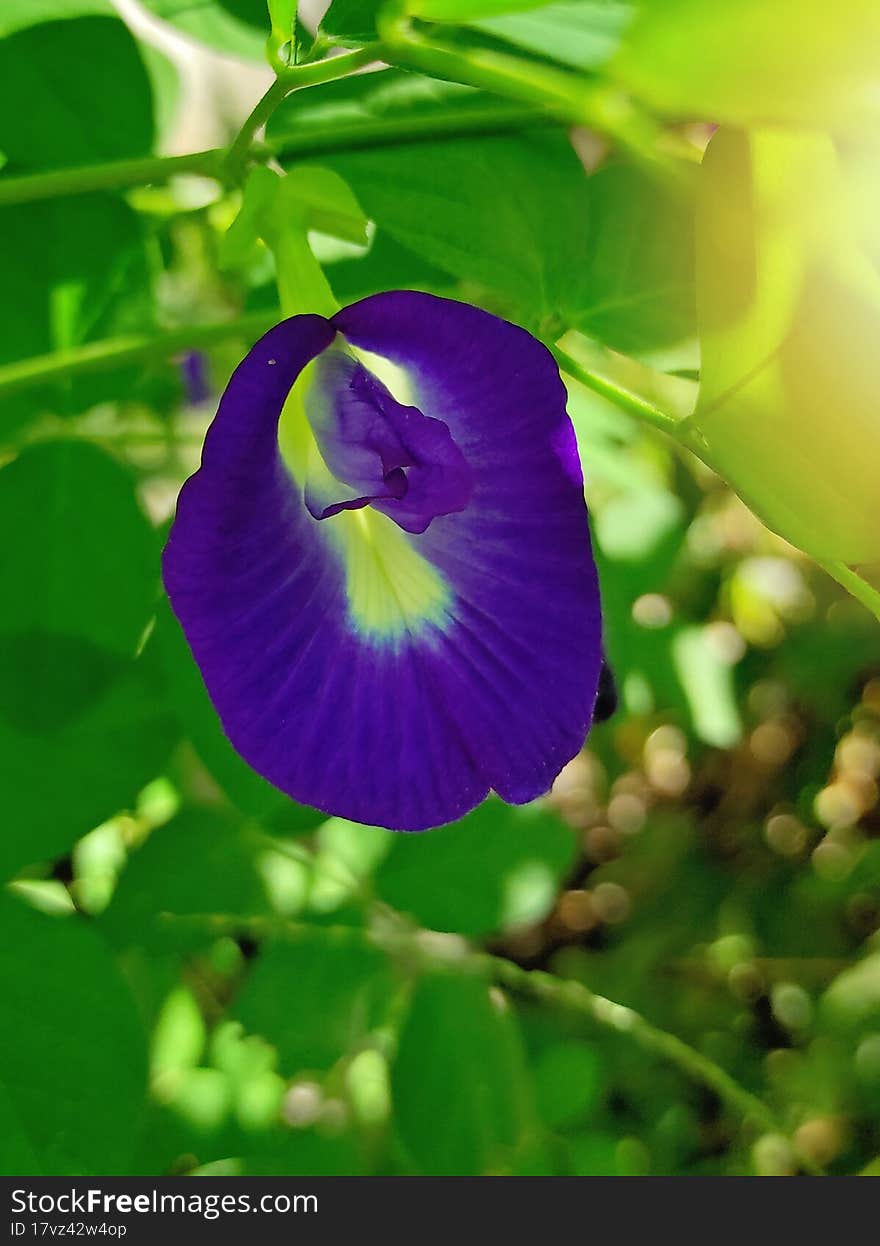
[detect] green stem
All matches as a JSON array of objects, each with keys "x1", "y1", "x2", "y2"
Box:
[
  {"x1": 817, "y1": 560, "x2": 880, "y2": 624},
  {"x1": 271, "y1": 225, "x2": 339, "y2": 318},
  {"x1": 0, "y1": 149, "x2": 224, "y2": 209},
  {"x1": 0, "y1": 104, "x2": 554, "y2": 208},
  {"x1": 555, "y1": 346, "x2": 880, "y2": 626},
  {"x1": 380, "y1": 18, "x2": 695, "y2": 175},
  {"x1": 268, "y1": 99, "x2": 554, "y2": 159},
  {"x1": 553, "y1": 345, "x2": 683, "y2": 439},
  {"x1": 157, "y1": 907, "x2": 820, "y2": 1174},
  {"x1": 0, "y1": 312, "x2": 279, "y2": 402},
  {"x1": 222, "y1": 45, "x2": 386, "y2": 183},
  {"x1": 483, "y1": 960, "x2": 781, "y2": 1135}
]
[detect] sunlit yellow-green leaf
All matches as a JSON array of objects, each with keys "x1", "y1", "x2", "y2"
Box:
[
  {"x1": 691, "y1": 126, "x2": 880, "y2": 565},
  {"x1": 613, "y1": 0, "x2": 880, "y2": 127}
]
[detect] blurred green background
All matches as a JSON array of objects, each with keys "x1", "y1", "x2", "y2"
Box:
[{"x1": 0, "y1": 0, "x2": 878, "y2": 1178}]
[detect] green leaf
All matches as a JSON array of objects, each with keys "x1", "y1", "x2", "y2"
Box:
[
  {"x1": 412, "y1": 0, "x2": 556, "y2": 19},
  {"x1": 473, "y1": 1, "x2": 632, "y2": 71},
  {"x1": 392, "y1": 972, "x2": 534, "y2": 1174},
  {"x1": 0, "y1": 1081, "x2": 43, "y2": 1173},
  {"x1": 222, "y1": 164, "x2": 368, "y2": 272},
  {"x1": 612, "y1": 0, "x2": 880, "y2": 127},
  {"x1": 0, "y1": 441, "x2": 157, "y2": 657},
  {"x1": 0, "y1": 0, "x2": 111, "y2": 38},
  {"x1": 0, "y1": 891, "x2": 147, "y2": 1173},
  {"x1": 0, "y1": 647, "x2": 177, "y2": 881},
  {"x1": 323, "y1": 131, "x2": 590, "y2": 329},
  {"x1": 535, "y1": 1040, "x2": 603, "y2": 1128},
  {"x1": 317, "y1": 0, "x2": 382, "y2": 47},
  {"x1": 142, "y1": 0, "x2": 270, "y2": 59},
  {"x1": 375, "y1": 800, "x2": 576, "y2": 937},
  {"x1": 103, "y1": 809, "x2": 271, "y2": 949},
  {"x1": 692, "y1": 126, "x2": 880, "y2": 564},
  {"x1": 571, "y1": 161, "x2": 696, "y2": 353},
  {"x1": 0, "y1": 441, "x2": 176, "y2": 878},
  {"x1": 242, "y1": 1126, "x2": 365, "y2": 1175},
  {"x1": 315, "y1": 122, "x2": 694, "y2": 345},
  {"x1": 326, "y1": 231, "x2": 455, "y2": 303},
  {"x1": 671, "y1": 625, "x2": 742, "y2": 750},
  {"x1": 0, "y1": 17, "x2": 154, "y2": 170},
  {"x1": 234, "y1": 928, "x2": 393, "y2": 1073}
]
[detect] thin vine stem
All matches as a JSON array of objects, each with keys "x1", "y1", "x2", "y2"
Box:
[
  {"x1": 0, "y1": 149, "x2": 225, "y2": 208},
  {"x1": 0, "y1": 28, "x2": 693, "y2": 209},
  {"x1": 0, "y1": 105, "x2": 554, "y2": 209},
  {"x1": 480, "y1": 958, "x2": 809, "y2": 1154},
  {"x1": 0, "y1": 312, "x2": 279, "y2": 402},
  {"x1": 817, "y1": 560, "x2": 880, "y2": 624},
  {"x1": 222, "y1": 45, "x2": 386, "y2": 183},
  {"x1": 552, "y1": 344, "x2": 684, "y2": 439}
]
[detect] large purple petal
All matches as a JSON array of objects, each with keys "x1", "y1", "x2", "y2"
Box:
[
  {"x1": 163, "y1": 295, "x2": 602, "y2": 830},
  {"x1": 333, "y1": 292, "x2": 603, "y2": 808}
]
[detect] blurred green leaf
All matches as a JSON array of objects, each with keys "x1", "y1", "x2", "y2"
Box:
[
  {"x1": 0, "y1": 441, "x2": 176, "y2": 878},
  {"x1": 0, "y1": 441, "x2": 157, "y2": 656},
  {"x1": 104, "y1": 809, "x2": 271, "y2": 949},
  {"x1": 613, "y1": 0, "x2": 880, "y2": 127},
  {"x1": 0, "y1": 0, "x2": 112, "y2": 39},
  {"x1": 392, "y1": 971, "x2": 534, "y2": 1173},
  {"x1": 573, "y1": 161, "x2": 696, "y2": 353},
  {"x1": 234, "y1": 928, "x2": 393, "y2": 1072},
  {"x1": 473, "y1": 1, "x2": 631, "y2": 70},
  {"x1": 822, "y1": 953, "x2": 880, "y2": 1033},
  {"x1": 412, "y1": 0, "x2": 556, "y2": 18},
  {"x1": 0, "y1": 17, "x2": 154, "y2": 170},
  {"x1": 0, "y1": 646, "x2": 177, "y2": 880},
  {"x1": 317, "y1": 0, "x2": 382, "y2": 47},
  {"x1": 243, "y1": 1126, "x2": 365, "y2": 1174},
  {"x1": 0, "y1": 1082, "x2": 42, "y2": 1174},
  {"x1": 142, "y1": 0, "x2": 270, "y2": 58},
  {"x1": 0, "y1": 892, "x2": 147, "y2": 1173},
  {"x1": 693, "y1": 126, "x2": 880, "y2": 563},
  {"x1": 672, "y1": 625, "x2": 742, "y2": 749},
  {"x1": 535, "y1": 1040, "x2": 603, "y2": 1127},
  {"x1": 375, "y1": 800, "x2": 576, "y2": 937}
]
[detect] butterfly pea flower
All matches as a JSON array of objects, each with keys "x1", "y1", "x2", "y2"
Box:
[{"x1": 163, "y1": 292, "x2": 602, "y2": 830}]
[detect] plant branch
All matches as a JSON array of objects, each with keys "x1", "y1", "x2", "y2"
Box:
[
  {"x1": 0, "y1": 104, "x2": 555, "y2": 209},
  {"x1": 268, "y1": 98, "x2": 555, "y2": 160},
  {"x1": 0, "y1": 312, "x2": 279, "y2": 403},
  {"x1": 0, "y1": 149, "x2": 225, "y2": 209},
  {"x1": 481, "y1": 957, "x2": 794, "y2": 1144},
  {"x1": 222, "y1": 45, "x2": 387, "y2": 183}
]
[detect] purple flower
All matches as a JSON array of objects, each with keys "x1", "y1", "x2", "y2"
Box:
[{"x1": 163, "y1": 292, "x2": 602, "y2": 830}]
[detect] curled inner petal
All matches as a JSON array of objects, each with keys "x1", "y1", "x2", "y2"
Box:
[{"x1": 302, "y1": 348, "x2": 474, "y2": 535}]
